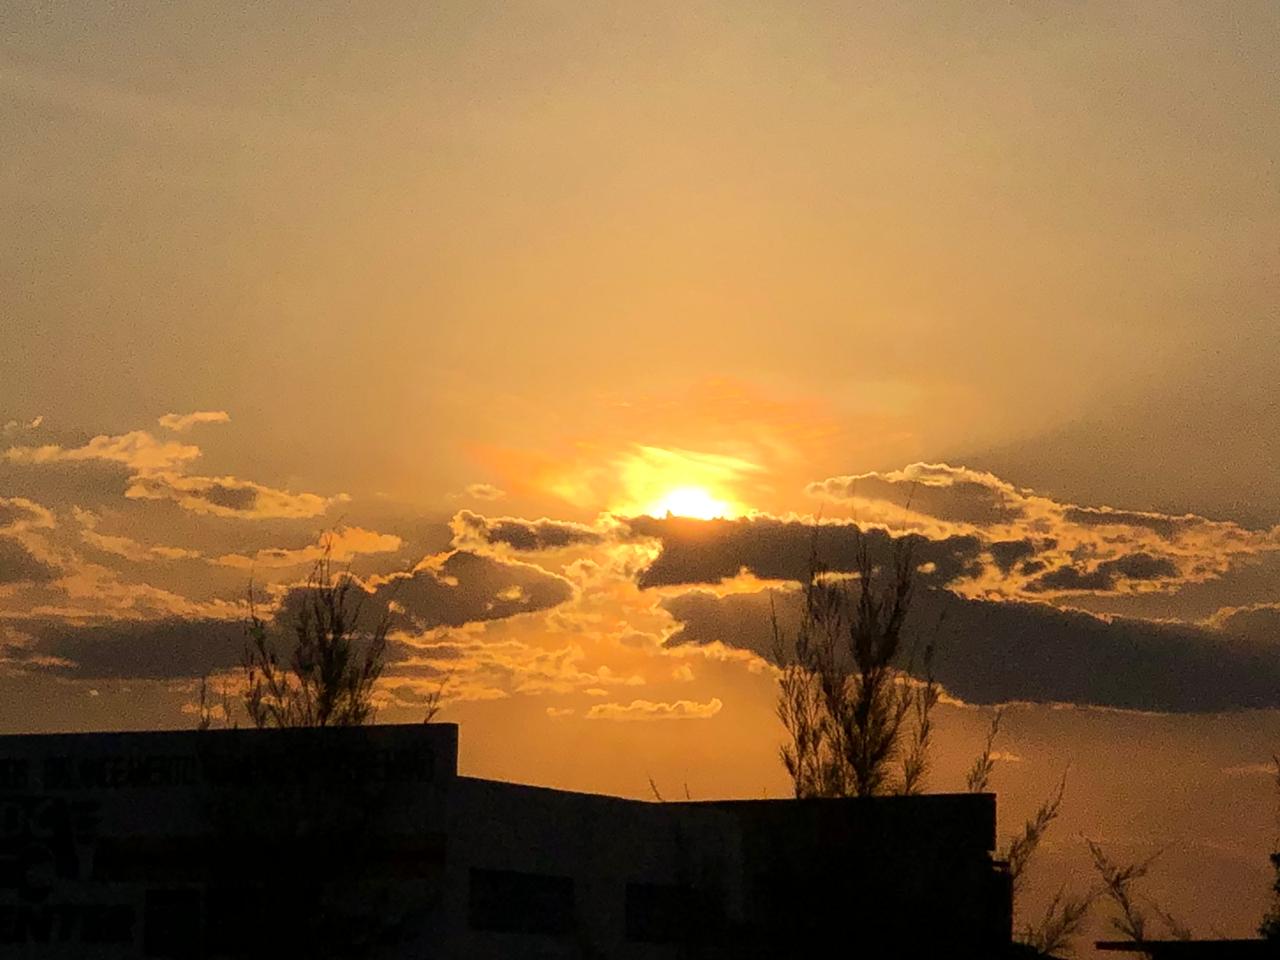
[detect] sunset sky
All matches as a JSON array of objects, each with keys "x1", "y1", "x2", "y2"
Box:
[{"x1": 4, "y1": 1, "x2": 1280, "y2": 950}]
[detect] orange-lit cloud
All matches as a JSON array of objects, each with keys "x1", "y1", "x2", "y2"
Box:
[
  {"x1": 214, "y1": 526, "x2": 403, "y2": 570},
  {"x1": 0, "y1": 497, "x2": 55, "y2": 533},
  {"x1": 158, "y1": 410, "x2": 231, "y2": 433},
  {"x1": 459, "y1": 483, "x2": 506, "y2": 501},
  {"x1": 585, "y1": 697, "x2": 723, "y2": 721},
  {"x1": 808, "y1": 462, "x2": 1280, "y2": 599},
  {"x1": 125, "y1": 472, "x2": 347, "y2": 520},
  {"x1": 76, "y1": 512, "x2": 202, "y2": 563},
  {"x1": 4, "y1": 431, "x2": 201, "y2": 475}
]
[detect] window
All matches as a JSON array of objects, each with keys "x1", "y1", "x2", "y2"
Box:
[{"x1": 468, "y1": 867, "x2": 575, "y2": 936}]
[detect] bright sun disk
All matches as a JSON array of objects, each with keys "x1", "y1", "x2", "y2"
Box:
[{"x1": 644, "y1": 486, "x2": 733, "y2": 520}]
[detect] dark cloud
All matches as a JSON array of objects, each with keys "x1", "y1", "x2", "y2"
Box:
[
  {"x1": 0, "y1": 536, "x2": 57, "y2": 584},
  {"x1": 1061, "y1": 506, "x2": 1186, "y2": 540},
  {"x1": 662, "y1": 586, "x2": 1280, "y2": 713},
  {"x1": 1026, "y1": 552, "x2": 1179, "y2": 593},
  {"x1": 626, "y1": 515, "x2": 983, "y2": 589},
  {"x1": 274, "y1": 550, "x2": 575, "y2": 634},
  {"x1": 1210, "y1": 605, "x2": 1280, "y2": 648},
  {"x1": 0, "y1": 500, "x2": 45, "y2": 530},
  {"x1": 199, "y1": 484, "x2": 260, "y2": 512},
  {"x1": 989, "y1": 539, "x2": 1037, "y2": 573},
  {"x1": 379, "y1": 551, "x2": 574, "y2": 628},
  {"x1": 452, "y1": 510, "x2": 605, "y2": 552},
  {"x1": 6, "y1": 617, "x2": 240, "y2": 679},
  {"x1": 807, "y1": 466, "x2": 1026, "y2": 526},
  {"x1": 0, "y1": 459, "x2": 131, "y2": 513},
  {"x1": 10, "y1": 550, "x2": 574, "y2": 681}
]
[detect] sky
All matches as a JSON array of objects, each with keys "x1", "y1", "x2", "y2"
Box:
[{"x1": 3, "y1": 0, "x2": 1279, "y2": 951}]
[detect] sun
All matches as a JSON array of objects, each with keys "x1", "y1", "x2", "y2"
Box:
[{"x1": 643, "y1": 485, "x2": 733, "y2": 520}]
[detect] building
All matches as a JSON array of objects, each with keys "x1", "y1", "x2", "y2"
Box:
[{"x1": 0, "y1": 723, "x2": 1013, "y2": 958}]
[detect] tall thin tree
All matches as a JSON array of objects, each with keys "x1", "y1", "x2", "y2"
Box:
[
  {"x1": 774, "y1": 531, "x2": 936, "y2": 798},
  {"x1": 242, "y1": 541, "x2": 390, "y2": 728}
]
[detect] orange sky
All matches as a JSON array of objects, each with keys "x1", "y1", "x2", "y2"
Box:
[{"x1": 4, "y1": 2, "x2": 1280, "y2": 952}]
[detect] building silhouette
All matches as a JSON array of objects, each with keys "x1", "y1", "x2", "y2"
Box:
[{"x1": 0, "y1": 724, "x2": 1013, "y2": 957}]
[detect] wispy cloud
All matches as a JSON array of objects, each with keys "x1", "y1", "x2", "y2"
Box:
[
  {"x1": 158, "y1": 411, "x2": 230, "y2": 433},
  {"x1": 125, "y1": 473, "x2": 347, "y2": 520},
  {"x1": 460, "y1": 483, "x2": 506, "y2": 501},
  {"x1": 585, "y1": 697, "x2": 723, "y2": 721},
  {"x1": 5, "y1": 431, "x2": 201, "y2": 475},
  {"x1": 214, "y1": 527, "x2": 402, "y2": 569},
  {"x1": 73, "y1": 508, "x2": 201, "y2": 563}
]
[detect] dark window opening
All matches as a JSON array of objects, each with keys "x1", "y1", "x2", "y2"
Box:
[{"x1": 468, "y1": 867, "x2": 575, "y2": 936}]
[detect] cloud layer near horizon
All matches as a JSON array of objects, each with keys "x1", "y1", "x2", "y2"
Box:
[{"x1": 4, "y1": 412, "x2": 1280, "y2": 718}]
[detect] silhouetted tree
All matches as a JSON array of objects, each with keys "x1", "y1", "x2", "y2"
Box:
[
  {"x1": 1088, "y1": 840, "x2": 1191, "y2": 951},
  {"x1": 196, "y1": 674, "x2": 234, "y2": 730},
  {"x1": 965, "y1": 707, "x2": 1004, "y2": 794},
  {"x1": 967, "y1": 710, "x2": 1094, "y2": 955},
  {"x1": 773, "y1": 533, "x2": 938, "y2": 798},
  {"x1": 1261, "y1": 853, "x2": 1280, "y2": 940},
  {"x1": 1260, "y1": 757, "x2": 1280, "y2": 939},
  {"x1": 242, "y1": 546, "x2": 390, "y2": 728}
]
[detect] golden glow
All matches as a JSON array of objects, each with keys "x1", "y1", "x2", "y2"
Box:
[
  {"x1": 606, "y1": 445, "x2": 758, "y2": 518},
  {"x1": 643, "y1": 485, "x2": 733, "y2": 520}
]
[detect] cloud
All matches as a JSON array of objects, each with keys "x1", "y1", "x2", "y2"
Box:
[
  {"x1": 584, "y1": 698, "x2": 723, "y2": 721},
  {"x1": 4, "y1": 617, "x2": 240, "y2": 680},
  {"x1": 6, "y1": 546, "x2": 575, "y2": 686},
  {"x1": 1059, "y1": 506, "x2": 1194, "y2": 540},
  {"x1": 388, "y1": 631, "x2": 641, "y2": 704},
  {"x1": 158, "y1": 411, "x2": 231, "y2": 433},
  {"x1": 4, "y1": 431, "x2": 201, "y2": 475},
  {"x1": 3, "y1": 416, "x2": 344, "y2": 525},
  {"x1": 214, "y1": 526, "x2": 402, "y2": 570},
  {"x1": 125, "y1": 473, "x2": 347, "y2": 520},
  {"x1": 73, "y1": 508, "x2": 201, "y2": 562},
  {"x1": 0, "y1": 497, "x2": 55, "y2": 533},
  {"x1": 1, "y1": 416, "x2": 43, "y2": 437},
  {"x1": 626, "y1": 514, "x2": 983, "y2": 590},
  {"x1": 16, "y1": 558, "x2": 242, "y2": 622},
  {"x1": 808, "y1": 463, "x2": 1028, "y2": 526},
  {"x1": 1206, "y1": 603, "x2": 1280, "y2": 647},
  {"x1": 460, "y1": 483, "x2": 506, "y2": 501},
  {"x1": 0, "y1": 536, "x2": 58, "y2": 584},
  {"x1": 661, "y1": 584, "x2": 1280, "y2": 713},
  {"x1": 804, "y1": 463, "x2": 1280, "y2": 599},
  {"x1": 451, "y1": 510, "x2": 608, "y2": 553},
  {"x1": 988, "y1": 751, "x2": 1024, "y2": 763},
  {"x1": 373, "y1": 551, "x2": 574, "y2": 629},
  {"x1": 268, "y1": 550, "x2": 575, "y2": 636},
  {"x1": 1025, "y1": 553, "x2": 1180, "y2": 594},
  {"x1": 989, "y1": 538, "x2": 1039, "y2": 574},
  {"x1": 1221, "y1": 762, "x2": 1277, "y2": 778}
]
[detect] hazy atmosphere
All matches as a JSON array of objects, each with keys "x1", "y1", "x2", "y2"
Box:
[{"x1": 4, "y1": 2, "x2": 1280, "y2": 953}]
